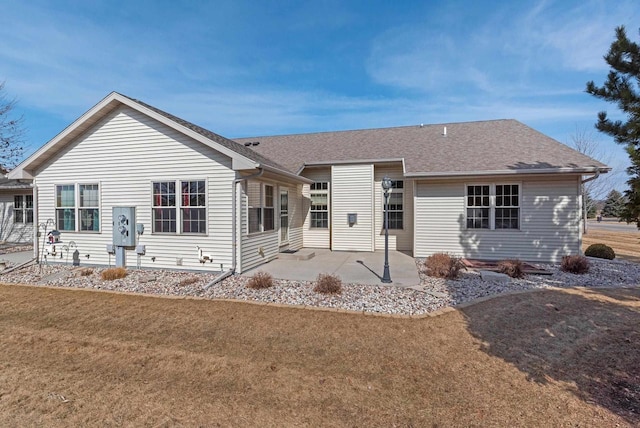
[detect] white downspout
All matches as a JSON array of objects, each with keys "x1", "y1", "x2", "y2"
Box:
[
  {"x1": 581, "y1": 170, "x2": 601, "y2": 234},
  {"x1": 205, "y1": 168, "x2": 264, "y2": 289},
  {"x1": 32, "y1": 182, "x2": 39, "y2": 261}
]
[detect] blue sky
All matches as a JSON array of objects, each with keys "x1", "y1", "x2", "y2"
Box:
[{"x1": 2, "y1": 0, "x2": 638, "y2": 191}]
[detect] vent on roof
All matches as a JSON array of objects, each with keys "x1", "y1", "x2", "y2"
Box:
[
  {"x1": 252, "y1": 141, "x2": 260, "y2": 146},
  {"x1": 443, "y1": 126, "x2": 447, "y2": 137},
  {"x1": 244, "y1": 142, "x2": 252, "y2": 147}
]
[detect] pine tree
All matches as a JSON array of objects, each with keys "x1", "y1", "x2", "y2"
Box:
[
  {"x1": 602, "y1": 189, "x2": 625, "y2": 218},
  {"x1": 586, "y1": 26, "x2": 640, "y2": 227}
]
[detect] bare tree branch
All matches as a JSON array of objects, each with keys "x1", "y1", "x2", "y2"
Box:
[{"x1": 0, "y1": 81, "x2": 26, "y2": 171}]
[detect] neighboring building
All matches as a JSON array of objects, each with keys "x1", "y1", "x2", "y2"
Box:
[
  {"x1": 7, "y1": 92, "x2": 609, "y2": 271},
  {"x1": 0, "y1": 176, "x2": 33, "y2": 244}
]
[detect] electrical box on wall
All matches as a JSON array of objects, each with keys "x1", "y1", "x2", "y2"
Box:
[
  {"x1": 112, "y1": 207, "x2": 136, "y2": 247},
  {"x1": 348, "y1": 213, "x2": 357, "y2": 226}
]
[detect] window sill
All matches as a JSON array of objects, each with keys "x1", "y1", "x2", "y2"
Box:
[{"x1": 247, "y1": 230, "x2": 277, "y2": 237}]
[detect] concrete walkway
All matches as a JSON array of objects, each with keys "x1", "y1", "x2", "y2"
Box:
[
  {"x1": 0, "y1": 251, "x2": 35, "y2": 267},
  {"x1": 242, "y1": 249, "x2": 421, "y2": 287}
]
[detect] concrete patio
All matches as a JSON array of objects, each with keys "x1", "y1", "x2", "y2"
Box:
[{"x1": 242, "y1": 249, "x2": 421, "y2": 287}]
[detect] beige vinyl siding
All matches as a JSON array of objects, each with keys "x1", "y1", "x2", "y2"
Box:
[
  {"x1": 240, "y1": 179, "x2": 279, "y2": 272},
  {"x1": 0, "y1": 191, "x2": 34, "y2": 243},
  {"x1": 301, "y1": 168, "x2": 331, "y2": 249},
  {"x1": 374, "y1": 166, "x2": 413, "y2": 252},
  {"x1": 414, "y1": 175, "x2": 582, "y2": 262},
  {"x1": 331, "y1": 164, "x2": 374, "y2": 251},
  {"x1": 34, "y1": 106, "x2": 235, "y2": 271},
  {"x1": 285, "y1": 184, "x2": 304, "y2": 251}
]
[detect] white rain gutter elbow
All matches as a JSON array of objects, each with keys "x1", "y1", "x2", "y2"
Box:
[{"x1": 581, "y1": 169, "x2": 601, "y2": 184}]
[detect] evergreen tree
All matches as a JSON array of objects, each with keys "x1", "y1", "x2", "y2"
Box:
[
  {"x1": 586, "y1": 26, "x2": 640, "y2": 227},
  {"x1": 602, "y1": 189, "x2": 625, "y2": 217}
]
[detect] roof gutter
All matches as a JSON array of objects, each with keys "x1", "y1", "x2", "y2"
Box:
[
  {"x1": 405, "y1": 166, "x2": 611, "y2": 179},
  {"x1": 581, "y1": 169, "x2": 601, "y2": 184},
  {"x1": 297, "y1": 158, "x2": 405, "y2": 175},
  {"x1": 260, "y1": 164, "x2": 313, "y2": 184}
]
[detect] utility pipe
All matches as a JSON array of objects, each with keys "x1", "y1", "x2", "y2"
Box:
[
  {"x1": 581, "y1": 170, "x2": 601, "y2": 234},
  {"x1": 205, "y1": 168, "x2": 264, "y2": 290}
]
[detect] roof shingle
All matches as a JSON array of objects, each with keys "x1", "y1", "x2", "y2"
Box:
[{"x1": 235, "y1": 120, "x2": 608, "y2": 176}]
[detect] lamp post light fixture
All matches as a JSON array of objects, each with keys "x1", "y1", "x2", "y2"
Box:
[{"x1": 381, "y1": 176, "x2": 392, "y2": 283}]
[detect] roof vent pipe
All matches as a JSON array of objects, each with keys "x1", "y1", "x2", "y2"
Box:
[{"x1": 443, "y1": 126, "x2": 447, "y2": 137}]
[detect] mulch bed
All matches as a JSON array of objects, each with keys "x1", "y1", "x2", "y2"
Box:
[{"x1": 462, "y1": 258, "x2": 551, "y2": 275}]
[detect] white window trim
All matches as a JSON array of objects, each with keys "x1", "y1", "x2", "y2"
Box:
[
  {"x1": 78, "y1": 183, "x2": 101, "y2": 233},
  {"x1": 309, "y1": 181, "x2": 330, "y2": 229},
  {"x1": 247, "y1": 181, "x2": 276, "y2": 235},
  {"x1": 151, "y1": 179, "x2": 208, "y2": 235},
  {"x1": 464, "y1": 182, "x2": 521, "y2": 231},
  {"x1": 382, "y1": 180, "x2": 404, "y2": 230},
  {"x1": 54, "y1": 183, "x2": 101, "y2": 233},
  {"x1": 13, "y1": 194, "x2": 33, "y2": 224},
  {"x1": 179, "y1": 179, "x2": 208, "y2": 235}
]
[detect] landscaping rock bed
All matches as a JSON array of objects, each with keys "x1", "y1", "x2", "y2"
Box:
[{"x1": 1, "y1": 257, "x2": 639, "y2": 316}]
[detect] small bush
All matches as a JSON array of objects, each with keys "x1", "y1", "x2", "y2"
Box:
[
  {"x1": 561, "y1": 255, "x2": 590, "y2": 274},
  {"x1": 425, "y1": 253, "x2": 463, "y2": 279},
  {"x1": 101, "y1": 267, "x2": 127, "y2": 281},
  {"x1": 79, "y1": 268, "x2": 93, "y2": 277},
  {"x1": 584, "y1": 243, "x2": 616, "y2": 260},
  {"x1": 178, "y1": 276, "x2": 199, "y2": 287},
  {"x1": 314, "y1": 273, "x2": 342, "y2": 294},
  {"x1": 497, "y1": 259, "x2": 525, "y2": 278},
  {"x1": 247, "y1": 271, "x2": 274, "y2": 289}
]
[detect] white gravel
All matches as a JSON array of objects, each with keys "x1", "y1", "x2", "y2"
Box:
[{"x1": 1, "y1": 257, "x2": 639, "y2": 316}]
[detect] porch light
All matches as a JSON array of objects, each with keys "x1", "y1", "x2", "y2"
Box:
[{"x1": 381, "y1": 176, "x2": 392, "y2": 283}]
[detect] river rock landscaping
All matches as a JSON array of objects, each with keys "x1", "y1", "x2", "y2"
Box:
[{"x1": 1, "y1": 257, "x2": 639, "y2": 315}]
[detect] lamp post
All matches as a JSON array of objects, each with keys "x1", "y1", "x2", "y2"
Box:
[{"x1": 381, "y1": 176, "x2": 392, "y2": 283}]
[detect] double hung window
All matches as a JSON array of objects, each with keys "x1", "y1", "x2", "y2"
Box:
[
  {"x1": 55, "y1": 184, "x2": 100, "y2": 231},
  {"x1": 14, "y1": 195, "x2": 33, "y2": 224},
  {"x1": 466, "y1": 184, "x2": 519, "y2": 230},
  {"x1": 310, "y1": 182, "x2": 329, "y2": 229},
  {"x1": 383, "y1": 180, "x2": 404, "y2": 230},
  {"x1": 152, "y1": 180, "x2": 206, "y2": 234},
  {"x1": 247, "y1": 181, "x2": 275, "y2": 234}
]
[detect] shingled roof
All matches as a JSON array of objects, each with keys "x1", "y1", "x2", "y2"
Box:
[
  {"x1": 235, "y1": 120, "x2": 609, "y2": 177},
  {"x1": 121, "y1": 95, "x2": 292, "y2": 173}
]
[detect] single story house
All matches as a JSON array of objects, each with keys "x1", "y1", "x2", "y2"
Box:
[
  {"x1": 7, "y1": 92, "x2": 609, "y2": 272},
  {"x1": 0, "y1": 175, "x2": 34, "y2": 244}
]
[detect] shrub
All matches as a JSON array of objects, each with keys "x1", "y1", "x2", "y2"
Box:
[
  {"x1": 178, "y1": 276, "x2": 199, "y2": 287},
  {"x1": 497, "y1": 259, "x2": 525, "y2": 279},
  {"x1": 79, "y1": 268, "x2": 93, "y2": 277},
  {"x1": 425, "y1": 253, "x2": 463, "y2": 279},
  {"x1": 247, "y1": 271, "x2": 274, "y2": 289},
  {"x1": 314, "y1": 273, "x2": 342, "y2": 294},
  {"x1": 584, "y1": 243, "x2": 616, "y2": 260},
  {"x1": 561, "y1": 255, "x2": 590, "y2": 274},
  {"x1": 101, "y1": 267, "x2": 127, "y2": 281}
]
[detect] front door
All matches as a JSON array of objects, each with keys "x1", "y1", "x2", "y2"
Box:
[{"x1": 280, "y1": 190, "x2": 289, "y2": 245}]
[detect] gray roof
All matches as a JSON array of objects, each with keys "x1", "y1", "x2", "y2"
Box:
[
  {"x1": 0, "y1": 176, "x2": 31, "y2": 190},
  {"x1": 121, "y1": 94, "x2": 292, "y2": 173},
  {"x1": 235, "y1": 119, "x2": 609, "y2": 176}
]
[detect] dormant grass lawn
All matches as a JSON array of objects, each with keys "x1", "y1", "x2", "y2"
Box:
[
  {"x1": 583, "y1": 228, "x2": 640, "y2": 263},
  {"x1": 0, "y1": 283, "x2": 638, "y2": 426}
]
